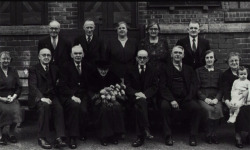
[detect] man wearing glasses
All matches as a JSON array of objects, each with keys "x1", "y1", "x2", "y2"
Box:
[
  {"x1": 38, "y1": 20, "x2": 72, "y2": 68},
  {"x1": 28, "y1": 48, "x2": 67, "y2": 149},
  {"x1": 176, "y1": 21, "x2": 210, "y2": 69},
  {"x1": 124, "y1": 50, "x2": 158, "y2": 147}
]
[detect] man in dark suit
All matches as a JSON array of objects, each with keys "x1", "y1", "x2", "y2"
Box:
[
  {"x1": 38, "y1": 20, "x2": 72, "y2": 68},
  {"x1": 125, "y1": 50, "x2": 158, "y2": 147},
  {"x1": 73, "y1": 19, "x2": 103, "y2": 65},
  {"x1": 159, "y1": 45, "x2": 202, "y2": 146},
  {"x1": 176, "y1": 21, "x2": 210, "y2": 69},
  {"x1": 28, "y1": 48, "x2": 67, "y2": 149},
  {"x1": 58, "y1": 45, "x2": 90, "y2": 149}
]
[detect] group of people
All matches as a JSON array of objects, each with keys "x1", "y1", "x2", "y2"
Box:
[{"x1": 0, "y1": 18, "x2": 250, "y2": 149}]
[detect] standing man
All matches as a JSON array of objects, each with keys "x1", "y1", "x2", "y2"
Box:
[
  {"x1": 74, "y1": 19, "x2": 103, "y2": 65},
  {"x1": 125, "y1": 50, "x2": 158, "y2": 147},
  {"x1": 38, "y1": 20, "x2": 72, "y2": 68},
  {"x1": 58, "y1": 45, "x2": 90, "y2": 149},
  {"x1": 159, "y1": 45, "x2": 202, "y2": 146},
  {"x1": 176, "y1": 21, "x2": 210, "y2": 69},
  {"x1": 28, "y1": 48, "x2": 67, "y2": 149}
]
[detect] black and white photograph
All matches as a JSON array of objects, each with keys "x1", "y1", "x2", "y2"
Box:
[{"x1": 0, "y1": 1, "x2": 250, "y2": 149}]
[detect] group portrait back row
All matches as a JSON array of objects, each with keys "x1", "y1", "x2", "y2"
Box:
[{"x1": 0, "y1": 18, "x2": 250, "y2": 149}]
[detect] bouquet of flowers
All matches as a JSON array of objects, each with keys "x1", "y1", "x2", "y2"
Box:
[{"x1": 95, "y1": 83, "x2": 126, "y2": 107}]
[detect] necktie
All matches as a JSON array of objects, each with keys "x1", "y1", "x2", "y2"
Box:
[
  {"x1": 45, "y1": 65, "x2": 49, "y2": 72},
  {"x1": 140, "y1": 65, "x2": 145, "y2": 76},
  {"x1": 76, "y1": 64, "x2": 81, "y2": 74},
  {"x1": 52, "y1": 38, "x2": 57, "y2": 49},
  {"x1": 192, "y1": 38, "x2": 197, "y2": 52},
  {"x1": 87, "y1": 35, "x2": 91, "y2": 43}
]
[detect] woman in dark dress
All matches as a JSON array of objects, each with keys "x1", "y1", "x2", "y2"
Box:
[
  {"x1": 196, "y1": 50, "x2": 223, "y2": 144},
  {"x1": 105, "y1": 21, "x2": 138, "y2": 81},
  {"x1": 139, "y1": 20, "x2": 171, "y2": 73},
  {"x1": 221, "y1": 52, "x2": 250, "y2": 148},
  {"x1": 88, "y1": 60, "x2": 125, "y2": 146},
  {"x1": 0, "y1": 51, "x2": 22, "y2": 145}
]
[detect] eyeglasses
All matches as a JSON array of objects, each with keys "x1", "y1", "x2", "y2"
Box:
[
  {"x1": 49, "y1": 27, "x2": 60, "y2": 30},
  {"x1": 149, "y1": 28, "x2": 159, "y2": 31},
  {"x1": 137, "y1": 56, "x2": 148, "y2": 60},
  {"x1": 41, "y1": 54, "x2": 51, "y2": 57}
]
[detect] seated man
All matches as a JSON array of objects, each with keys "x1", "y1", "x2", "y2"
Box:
[
  {"x1": 159, "y1": 45, "x2": 202, "y2": 146},
  {"x1": 124, "y1": 50, "x2": 158, "y2": 147},
  {"x1": 28, "y1": 48, "x2": 67, "y2": 149},
  {"x1": 58, "y1": 45, "x2": 90, "y2": 149}
]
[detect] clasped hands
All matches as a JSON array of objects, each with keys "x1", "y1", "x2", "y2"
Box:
[
  {"x1": 135, "y1": 92, "x2": 146, "y2": 100},
  {"x1": 204, "y1": 98, "x2": 218, "y2": 105},
  {"x1": 1, "y1": 94, "x2": 17, "y2": 103}
]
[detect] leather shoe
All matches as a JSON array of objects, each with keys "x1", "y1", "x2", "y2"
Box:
[
  {"x1": 205, "y1": 136, "x2": 212, "y2": 144},
  {"x1": 165, "y1": 135, "x2": 173, "y2": 146},
  {"x1": 111, "y1": 139, "x2": 118, "y2": 145},
  {"x1": 69, "y1": 138, "x2": 77, "y2": 149},
  {"x1": 38, "y1": 138, "x2": 52, "y2": 149},
  {"x1": 4, "y1": 134, "x2": 18, "y2": 143},
  {"x1": 54, "y1": 137, "x2": 67, "y2": 148},
  {"x1": 145, "y1": 129, "x2": 154, "y2": 139},
  {"x1": 101, "y1": 139, "x2": 108, "y2": 146},
  {"x1": 132, "y1": 138, "x2": 144, "y2": 147},
  {"x1": 235, "y1": 139, "x2": 243, "y2": 148},
  {"x1": 0, "y1": 136, "x2": 7, "y2": 145},
  {"x1": 211, "y1": 135, "x2": 219, "y2": 144},
  {"x1": 189, "y1": 135, "x2": 197, "y2": 146}
]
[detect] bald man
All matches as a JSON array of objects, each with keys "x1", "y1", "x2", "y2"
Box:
[
  {"x1": 124, "y1": 50, "x2": 158, "y2": 147},
  {"x1": 28, "y1": 48, "x2": 67, "y2": 149},
  {"x1": 73, "y1": 19, "x2": 104, "y2": 65},
  {"x1": 38, "y1": 20, "x2": 72, "y2": 68},
  {"x1": 58, "y1": 45, "x2": 91, "y2": 149}
]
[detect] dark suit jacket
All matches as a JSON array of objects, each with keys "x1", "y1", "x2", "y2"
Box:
[
  {"x1": 159, "y1": 63, "x2": 198, "y2": 102},
  {"x1": 38, "y1": 36, "x2": 72, "y2": 68},
  {"x1": 176, "y1": 36, "x2": 210, "y2": 69},
  {"x1": 124, "y1": 64, "x2": 158, "y2": 100},
  {"x1": 28, "y1": 63, "x2": 59, "y2": 108},
  {"x1": 58, "y1": 60, "x2": 90, "y2": 102},
  {"x1": 105, "y1": 38, "x2": 138, "y2": 78},
  {"x1": 73, "y1": 34, "x2": 103, "y2": 65}
]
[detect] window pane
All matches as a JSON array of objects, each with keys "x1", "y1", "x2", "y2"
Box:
[
  {"x1": 0, "y1": 2, "x2": 11, "y2": 25},
  {"x1": 21, "y1": 1, "x2": 43, "y2": 25}
]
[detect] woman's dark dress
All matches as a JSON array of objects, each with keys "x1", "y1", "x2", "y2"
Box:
[
  {"x1": 88, "y1": 69, "x2": 125, "y2": 138},
  {"x1": 0, "y1": 67, "x2": 22, "y2": 127},
  {"x1": 221, "y1": 68, "x2": 250, "y2": 132}
]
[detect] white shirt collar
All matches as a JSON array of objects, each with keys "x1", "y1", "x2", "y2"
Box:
[
  {"x1": 40, "y1": 63, "x2": 48, "y2": 71},
  {"x1": 74, "y1": 61, "x2": 81, "y2": 67},
  {"x1": 86, "y1": 35, "x2": 93, "y2": 41},
  {"x1": 138, "y1": 65, "x2": 146, "y2": 72},
  {"x1": 205, "y1": 66, "x2": 214, "y2": 72},
  {"x1": 51, "y1": 36, "x2": 58, "y2": 45},
  {"x1": 173, "y1": 61, "x2": 182, "y2": 71},
  {"x1": 189, "y1": 36, "x2": 198, "y2": 47}
]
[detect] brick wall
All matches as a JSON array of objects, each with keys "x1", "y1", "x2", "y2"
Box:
[{"x1": 1, "y1": 1, "x2": 250, "y2": 73}]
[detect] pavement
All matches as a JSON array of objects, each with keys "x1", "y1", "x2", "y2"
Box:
[{"x1": 0, "y1": 121, "x2": 249, "y2": 150}]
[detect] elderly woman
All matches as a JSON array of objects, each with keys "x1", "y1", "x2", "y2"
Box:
[
  {"x1": 88, "y1": 60, "x2": 125, "y2": 146},
  {"x1": 0, "y1": 51, "x2": 22, "y2": 145},
  {"x1": 104, "y1": 21, "x2": 138, "y2": 81},
  {"x1": 196, "y1": 50, "x2": 223, "y2": 144},
  {"x1": 221, "y1": 52, "x2": 250, "y2": 148},
  {"x1": 139, "y1": 20, "x2": 171, "y2": 73}
]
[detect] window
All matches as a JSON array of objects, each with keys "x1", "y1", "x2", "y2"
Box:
[{"x1": 0, "y1": 1, "x2": 47, "y2": 25}]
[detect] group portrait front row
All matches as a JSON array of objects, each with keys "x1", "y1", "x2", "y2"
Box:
[{"x1": 0, "y1": 19, "x2": 250, "y2": 149}]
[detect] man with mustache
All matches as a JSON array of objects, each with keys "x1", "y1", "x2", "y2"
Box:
[
  {"x1": 58, "y1": 45, "x2": 90, "y2": 149},
  {"x1": 28, "y1": 48, "x2": 67, "y2": 149},
  {"x1": 176, "y1": 21, "x2": 210, "y2": 69},
  {"x1": 159, "y1": 45, "x2": 202, "y2": 146}
]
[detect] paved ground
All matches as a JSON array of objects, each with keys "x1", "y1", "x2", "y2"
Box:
[{"x1": 0, "y1": 121, "x2": 249, "y2": 150}]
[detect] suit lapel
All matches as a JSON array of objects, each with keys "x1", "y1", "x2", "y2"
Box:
[
  {"x1": 37, "y1": 63, "x2": 47, "y2": 79},
  {"x1": 185, "y1": 36, "x2": 193, "y2": 56}
]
